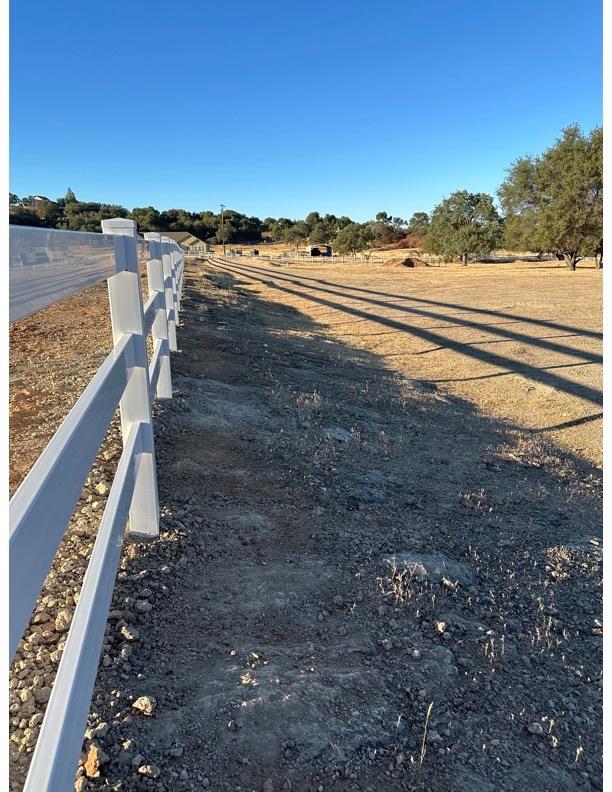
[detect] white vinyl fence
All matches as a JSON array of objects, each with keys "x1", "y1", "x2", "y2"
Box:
[{"x1": 9, "y1": 219, "x2": 185, "y2": 791}]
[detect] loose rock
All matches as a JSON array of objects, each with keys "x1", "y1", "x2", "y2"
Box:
[
  {"x1": 54, "y1": 610, "x2": 72, "y2": 632},
  {"x1": 138, "y1": 764, "x2": 161, "y2": 778},
  {"x1": 132, "y1": 695, "x2": 157, "y2": 716},
  {"x1": 83, "y1": 743, "x2": 109, "y2": 778}
]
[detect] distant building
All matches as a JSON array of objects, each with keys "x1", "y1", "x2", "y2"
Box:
[
  {"x1": 159, "y1": 231, "x2": 212, "y2": 254},
  {"x1": 19, "y1": 195, "x2": 54, "y2": 207},
  {"x1": 308, "y1": 244, "x2": 332, "y2": 257}
]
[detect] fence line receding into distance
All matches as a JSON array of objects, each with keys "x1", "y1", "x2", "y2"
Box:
[{"x1": 9, "y1": 219, "x2": 185, "y2": 792}]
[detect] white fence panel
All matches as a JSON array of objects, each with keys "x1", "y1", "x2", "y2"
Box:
[
  {"x1": 8, "y1": 219, "x2": 186, "y2": 792},
  {"x1": 23, "y1": 421, "x2": 142, "y2": 792},
  {"x1": 9, "y1": 334, "x2": 132, "y2": 657},
  {"x1": 9, "y1": 227, "x2": 119, "y2": 323}
]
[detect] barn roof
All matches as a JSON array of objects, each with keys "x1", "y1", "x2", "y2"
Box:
[{"x1": 159, "y1": 231, "x2": 206, "y2": 246}]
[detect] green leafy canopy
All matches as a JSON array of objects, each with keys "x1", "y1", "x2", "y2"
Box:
[
  {"x1": 498, "y1": 125, "x2": 602, "y2": 269},
  {"x1": 426, "y1": 191, "x2": 503, "y2": 264}
]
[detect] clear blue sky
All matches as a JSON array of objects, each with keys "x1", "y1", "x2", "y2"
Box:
[{"x1": 10, "y1": 0, "x2": 602, "y2": 222}]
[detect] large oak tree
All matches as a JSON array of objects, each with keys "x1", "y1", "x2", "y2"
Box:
[
  {"x1": 498, "y1": 125, "x2": 602, "y2": 270},
  {"x1": 334, "y1": 223, "x2": 374, "y2": 256},
  {"x1": 426, "y1": 191, "x2": 503, "y2": 265}
]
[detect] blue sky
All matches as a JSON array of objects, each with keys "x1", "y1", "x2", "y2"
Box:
[{"x1": 10, "y1": 0, "x2": 602, "y2": 222}]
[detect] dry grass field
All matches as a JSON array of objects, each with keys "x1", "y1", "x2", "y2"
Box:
[
  {"x1": 9, "y1": 257, "x2": 602, "y2": 791},
  {"x1": 214, "y1": 256, "x2": 602, "y2": 466}
]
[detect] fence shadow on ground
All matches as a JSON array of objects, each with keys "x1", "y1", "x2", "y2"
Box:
[
  {"x1": 212, "y1": 259, "x2": 602, "y2": 406},
  {"x1": 223, "y1": 259, "x2": 602, "y2": 339}
]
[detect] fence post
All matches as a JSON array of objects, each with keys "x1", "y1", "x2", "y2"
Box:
[
  {"x1": 178, "y1": 248, "x2": 185, "y2": 304},
  {"x1": 164, "y1": 240, "x2": 180, "y2": 327},
  {"x1": 101, "y1": 218, "x2": 159, "y2": 538},
  {"x1": 143, "y1": 233, "x2": 173, "y2": 399},
  {"x1": 172, "y1": 248, "x2": 182, "y2": 316},
  {"x1": 160, "y1": 237, "x2": 178, "y2": 351}
]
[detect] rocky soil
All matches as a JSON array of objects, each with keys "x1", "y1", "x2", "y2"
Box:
[{"x1": 9, "y1": 260, "x2": 602, "y2": 791}]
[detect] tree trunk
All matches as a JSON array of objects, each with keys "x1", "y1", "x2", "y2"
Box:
[
  {"x1": 564, "y1": 252, "x2": 578, "y2": 271},
  {"x1": 461, "y1": 252, "x2": 468, "y2": 266}
]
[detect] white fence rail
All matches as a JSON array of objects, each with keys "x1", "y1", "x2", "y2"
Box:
[
  {"x1": 9, "y1": 227, "x2": 118, "y2": 323},
  {"x1": 9, "y1": 219, "x2": 186, "y2": 792}
]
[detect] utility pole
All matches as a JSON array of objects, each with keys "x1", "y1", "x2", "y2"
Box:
[{"x1": 219, "y1": 204, "x2": 226, "y2": 259}]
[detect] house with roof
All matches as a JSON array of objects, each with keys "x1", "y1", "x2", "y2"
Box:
[{"x1": 159, "y1": 231, "x2": 213, "y2": 254}]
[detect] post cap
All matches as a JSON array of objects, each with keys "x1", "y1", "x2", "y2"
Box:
[{"x1": 101, "y1": 218, "x2": 137, "y2": 236}]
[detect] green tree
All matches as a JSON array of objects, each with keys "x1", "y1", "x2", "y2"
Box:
[
  {"x1": 130, "y1": 206, "x2": 162, "y2": 231},
  {"x1": 334, "y1": 223, "x2": 374, "y2": 257},
  {"x1": 236, "y1": 214, "x2": 265, "y2": 242},
  {"x1": 371, "y1": 212, "x2": 393, "y2": 245},
  {"x1": 406, "y1": 212, "x2": 430, "y2": 236},
  {"x1": 160, "y1": 208, "x2": 197, "y2": 231},
  {"x1": 198, "y1": 210, "x2": 219, "y2": 241},
  {"x1": 212, "y1": 211, "x2": 237, "y2": 245},
  {"x1": 269, "y1": 217, "x2": 293, "y2": 242},
  {"x1": 309, "y1": 222, "x2": 332, "y2": 244},
  {"x1": 262, "y1": 217, "x2": 276, "y2": 235},
  {"x1": 370, "y1": 212, "x2": 406, "y2": 245},
  {"x1": 9, "y1": 206, "x2": 45, "y2": 226},
  {"x1": 305, "y1": 211, "x2": 322, "y2": 230},
  {"x1": 501, "y1": 210, "x2": 541, "y2": 254},
  {"x1": 426, "y1": 191, "x2": 502, "y2": 265},
  {"x1": 498, "y1": 125, "x2": 602, "y2": 270},
  {"x1": 62, "y1": 201, "x2": 129, "y2": 231},
  {"x1": 35, "y1": 198, "x2": 64, "y2": 227},
  {"x1": 283, "y1": 221, "x2": 309, "y2": 250}
]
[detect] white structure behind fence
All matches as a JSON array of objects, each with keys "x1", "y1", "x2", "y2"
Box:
[{"x1": 9, "y1": 219, "x2": 185, "y2": 792}]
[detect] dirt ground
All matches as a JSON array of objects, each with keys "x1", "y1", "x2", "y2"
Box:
[{"x1": 9, "y1": 257, "x2": 602, "y2": 791}]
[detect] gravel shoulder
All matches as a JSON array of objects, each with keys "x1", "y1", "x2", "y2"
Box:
[{"x1": 9, "y1": 259, "x2": 602, "y2": 791}]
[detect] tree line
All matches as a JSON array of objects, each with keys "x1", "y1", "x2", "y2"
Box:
[
  {"x1": 9, "y1": 124, "x2": 602, "y2": 269},
  {"x1": 7, "y1": 193, "x2": 422, "y2": 254}
]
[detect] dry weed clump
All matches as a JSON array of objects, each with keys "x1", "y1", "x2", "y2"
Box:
[
  {"x1": 296, "y1": 390, "x2": 322, "y2": 427},
  {"x1": 378, "y1": 557, "x2": 429, "y2": 605}
]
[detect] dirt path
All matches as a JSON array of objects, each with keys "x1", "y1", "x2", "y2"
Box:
[{"x1": 10, "y1": 259, "x2": 602, "y2": 791}]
